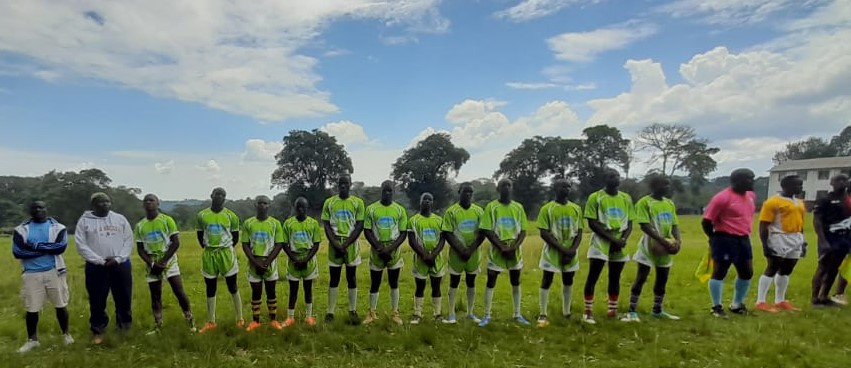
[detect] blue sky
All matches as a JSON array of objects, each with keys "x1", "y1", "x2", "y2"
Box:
[{"x1": 1, "y1": 0, "x2": 850, "y2": 199}]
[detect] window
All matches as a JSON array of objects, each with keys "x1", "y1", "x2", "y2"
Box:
[
  {"x1": 816, "y1": 190, "x2": 829, "y2": 200},
  {"x1": 818, "y1": 170, "x2": 830, "y2": 180},
  {"x1": 797, "y1": 171, "x2": 808, "y2": 181}
]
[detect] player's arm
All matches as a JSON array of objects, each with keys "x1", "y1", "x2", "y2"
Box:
[
  {"x1": 302, "y1": 241, "x2": 321, "y2": 265},
  {"x1": 758, "y1": 221, "x2": 771, "y2": 255},
  {"x1": 407, "y1": 230, "x2": 428, "y2": 259},
  {"x1": 480, "y1": 229, "x2": 507, "y2": 252},
  {"x1": 322, "y1": 220, "x2": 342, "y2": 251},
  {"x1": 24, "y1": 229, "x2": 68, "y2": 255},
  {"x1": 540, "y1": 228, "x2": 570, "y2": 255},
  {"x1": 159, "y1": 233, "x2": 181, "y2": 265},
  {"x1": 363, "y1": 226, "x2": 385, "y2": 253},
  {"x1": 442, "y1": 230, "x2": 467, "y2": 256},
  {"x1": 701, "y1": 219, "x2": 715, "y2": 239},
  {"x1": 12, "y1": 231, "x2": 44, "y2": 260},
  {"x1": 386, "y1": 231, "x2": 407, "y2": 254},
  {"x1": 431, "y1": 232, "x2": 446, "y2": 258},
  {"x1": 242, "y1": 241, "x2": 262, "y2": 270},
  {"x1": 587, "y1": 219, "x2": 620, "y2": 245},
  {"x1": 509, "y1": 230, "x2": 526, "y2": 250},
  {"x1": 813, "y1": 214, "x2": 828, "y2": 250},
  {"x1": 640, "y1": 223, "x2": 668, "y2": 247},
  {"x1": 341, "y1": 220, "x2": 364, "y2": 250},
  {"x1": 619, "y1": 221, "x2": 633, "y2": 243},
  {"x1": 136, "y1": 241, "x2": 153, "y2": 267},
  {"x1": 265, "y1": 242, "x2": 285, "y2": 268}
]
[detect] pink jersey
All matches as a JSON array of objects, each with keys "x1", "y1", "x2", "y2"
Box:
[{"x1": 703, "y1": 188, "x2": 757, "y2": 236}]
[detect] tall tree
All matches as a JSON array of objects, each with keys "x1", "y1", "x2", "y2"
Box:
[
  {"x1": 635, "y1": 123, "x2": 718, "y2": 178},
  {"x1": 772, "y1": 137, "x2": 835, "y2": 165},
  {"x1": 829, "y1": 125, "x2": 851, "y2": 156},
  {"x1": 494, "y1": 136, "x2": 553, "y2": 214},
  {"x1": 575, "y1": 125, "x2": 631, "y2": 199},
  {"x1": 271, "y1": 129, "x2": 354, "y2": 213},
  {"x1": 392, "y1": 133, "x2": 470, "y2": 211}
]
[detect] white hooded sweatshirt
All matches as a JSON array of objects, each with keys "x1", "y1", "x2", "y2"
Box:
[{"x1": 75, "y1": 210, "x2": 134, "y2": 265}]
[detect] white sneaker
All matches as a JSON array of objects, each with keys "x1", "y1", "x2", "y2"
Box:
[
  {"x1": 18, "y1": 339, "x2": 40, "y2": 353},
  {"x1": 63, "y1": 334, "x2": 75, "y2": 345},
  {"x1": 830, "y1": 294, "x2": 848, "y2": 306}
]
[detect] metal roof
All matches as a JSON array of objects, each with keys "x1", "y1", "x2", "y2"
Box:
[{"x1": 769, "y1": 156, "x2": 851, "y2": 172}]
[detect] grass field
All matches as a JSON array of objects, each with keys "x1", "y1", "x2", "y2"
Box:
[{"x1": 0, "y1": 215, "x2": 849, "y2": 367}]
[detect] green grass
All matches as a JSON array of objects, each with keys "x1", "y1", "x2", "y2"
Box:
[{"x1": 0, "y1": 215, "x2": 849, "y2": 367}]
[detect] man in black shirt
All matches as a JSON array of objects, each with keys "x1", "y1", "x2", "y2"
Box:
[{"x1": 811, "y1": 174, "x2": 851, "y2": 307}]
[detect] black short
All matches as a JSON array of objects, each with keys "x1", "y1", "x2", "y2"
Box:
[
  {"x1": 710, "y1": 233, "x2": 753, "y2": 264},
  {"x1": 818, "y1": 234, "x2": 851, "y2": 260}
]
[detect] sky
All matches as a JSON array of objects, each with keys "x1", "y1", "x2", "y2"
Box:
[{"x1": 1, "y1": 0, "x2": 850, "y2": 200}]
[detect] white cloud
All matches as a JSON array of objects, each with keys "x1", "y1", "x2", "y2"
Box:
[
  {"x1": 564, "y1": 83, "x2": 597, "y2": 91},
  {"x1": 495, "y1": 0, "x2": 602, "y2": 22},
  {"x1": 380, "y1": 35, "x2": 419, "y2": 45},
  {"x1": 200, "y1": 160, "x2": 221, "y2": 173},
  {"x1": 445, "y1": 99, "x2": 509, "y2": 125},
  {"x1": 323, "y1": 48, "x2": 351, "y2": 58},
  {"x1": 242, "y1": 139, "x2": 283, "y2": 162},
  {"x1": 505, "y1": 82, "x2": 560, "y2": 90},
  {"x1": 33, "y1": 70, "x2": 60, "y2": 82},
  {"x1": 657, "y1": 0, "x2": 804, "y2": 25},
  {"x1": 154, "y1": 160, "x2": 175, "y2": 174},
  {"x1": 547, "y1": 23, "x2": 657, "y2": 62},
  {"x1": 0, "y1": 1, "x2": 448, "y2": 122},
  {"x1": 320, "y1": 120, "x2": 371, "y2": 146}
]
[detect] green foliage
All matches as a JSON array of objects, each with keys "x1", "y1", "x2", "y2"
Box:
[
  {"x1": 772, "y1": 125, "x2": 851, "y2": 164},
  {"x1": 392, "y1": 133, "x2": 470, "y2": 211}
]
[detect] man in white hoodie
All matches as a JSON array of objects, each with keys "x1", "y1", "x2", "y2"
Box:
[
  {"x1": 75, "y1": 192, "x2": 134, "y2": 344},
  {"x1": 13, "y1": 200, "x2": 74, "y2": 353}
]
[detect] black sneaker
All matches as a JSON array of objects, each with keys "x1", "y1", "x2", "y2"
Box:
[
  {"x1": 711, "y1": 305, "x2": 727, "y2": 318},
  {"x1": 814, "y1": 299, "x2": 838, "y2": 308},
  {"x1": 348, "y1": 311, "x2": 361, "y2": 325},
  {"x1": 729, "y1": 304, "x2": 748, "y2": 315},
  {"x1": 325, "y1": 313, "x2": 335, "y2": 322}
]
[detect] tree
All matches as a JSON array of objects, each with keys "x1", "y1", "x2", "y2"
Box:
[
  {"x1": 494, "y1": 136, "x2": 553, "y2": 214},
  {"x1": 772, "y1": 137, "x2": 835, "y2": 165},
  {"x1": 575, "y1": 125, "x2": 631, "y2": 199},
  {"x1": 271, "y1": 129, "x2": 354, "y2": 213},
  {"x1": 392, "y1": 133, "x2": 470, "y2": 211},
  {"x1": 635, "y1": 123, "x2": 719, "y2": 178},
  {"x1": 830, "y1": 125, "x2": 851, "y2": 156}
]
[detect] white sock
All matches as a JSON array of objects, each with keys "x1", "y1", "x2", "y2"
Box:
[
  {"x1": 448, "y1": 288, "x2": 458, "y2": 316},
  {"x1": 231, "y1": 292, "x2": 243, "y2": 321},
  {"x1": 390, "y1": 288, "x2": 400, "y2": 312},
  {"x1": 433, "y1": 297, "x2": 442, "y2": 316},
  {"x1": 512, "y1": 285, "x2": 522, "y2": 317},
  {"x1": 484, "y1": 287, "x2": 494, "y2": 316},
  {"x1": 288, "y1": 309, "x2": 295, "y2": 317},
  {"x1": 306, "y1": 303, "x2": 314, "y2": 317},
  {"x1": 206, "y1": 297, "x2": 216, "y2": 323},
  {"x1": 348, "y1": 288, "x2": 358, "y2": 312},
  {"x1": 539, "y1": 288, "x2": 549, "y2": 316},
  {"x1": 775, "y1": 275, "x2": 790, "y2": 303},
  {"x1": 757, "y1": 275, "x2": 772, "y2": 304},
  {"x1": 467, "y1": 285, "x2": 476, "y2": 315},
  {"x1": 414, "y1": 297, "x2": 424, "y2": 317},
  {"x1": 327, "y1": 287, "x2": 339, "y2": 314},
  {"x1": 369, "y1": 292, "x2": 379, "y2": 311},
  {"x1": 562, "y1": 285, "x2": 573, "y2": 316}
]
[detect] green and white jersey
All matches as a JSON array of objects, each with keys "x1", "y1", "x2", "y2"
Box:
[
  {"x1": 195, "y1": 207, "x2": 240, "y2": 248},
  {"x1": 441, "y1": 203, "x2": 484, "y2": 249},
  {"x1": 409, "y1": 213, "x2": 443, "y2": 252},
  {"x1": 321, "y1": 195, "x2": 366, "y2": 241},
  {"x1": 241, "y1": 216, "x2": 285, "y2": 257},
  {"x1": 283, "y1": 216, "x2": 322, "y2": 257},
  {"x1": 134, "y1": 213, "x2": 179, "y2": 258},
  {"x1": 364, "y1": 201, "x2": 408, "y2": 243},
  {"x1": 480, "y1": 200, "x2": 528, "y2": 242},
  {"x1": 537, "y1": 200, "x2": 583, "y2": 265},
  {"x1": 584, "y1": 190, "x2": 634, "y2": 249},
  {"x1": 634, "y1": 195, "x2": 678, "y2": 247}
]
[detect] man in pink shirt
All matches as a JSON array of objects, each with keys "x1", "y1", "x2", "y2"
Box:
[{"x1": 702, "y1": 169, "x2": 757, "y2": 317}]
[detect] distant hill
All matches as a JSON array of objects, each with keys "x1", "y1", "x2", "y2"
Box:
[{"x1": 160, "y1": 199, "x2": 205, "y2": 211}]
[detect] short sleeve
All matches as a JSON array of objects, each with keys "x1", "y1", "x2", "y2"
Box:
[
  {"x1": 625, "y1": 194, "x2": 636, "y2": 221},
  {"x1": 398, "y1": 206, "x2": 409, "y2": 232},
  {"x1": 166, "y1": 216, "x2": 179, "y2": 236},
  {"x1": 355, "y1": 198, "x2": 366, "y2": 221},
  {"x1": 703, "y1": 191, "x2": 726, "y2": 221},
  {"x1": 670, "y1": 200, "x2": 680, "y2": 226},
  {"x1": 573, "y1": 204, "x2": 584, "y2": 229},
  {"x1": 363, "y1": 205, "x2": 374, "y2": 230},
  {"x1": 240, "y1": 221, "x2": 250, "y2": 243},
  {"x1": 584, "y1": 193, "x2": 599, "y2": 220},
  {"x1": 312, "y1": 220, "x2": 322, "y2": 243},
  {"x1": 228, "y1": 211, "x2": 240, "y2": 231},
  {"x1": 195, "y1": 211, "x2": 204, "y2": 231},
  {"x1": 274, "y1": 219, "x2": 286, "y2": 243},
  {"x1": 519, "y1": 205, "x2": 528, "y2": 231},
  {"x1": 479, "y1": 204, "x2": 494, "y2": 231},
  {"x1": 635, "y1": 199, "x2": 651, "y2": 224},
  {"x1": 133, "y1": 222, "x2": 142, "y2": 242},
  {"x1": 537, "y1": 204, "x2": 550, "y2": 230},
  {"x1": 321, "y1": 198, "x2": 332, "y2": 221},
  {"x1": 441, "y1": 209, "x2": 455, "y2": 232},
  {"x1": 758, "y1": 198, "x2": 777, "y2": 223}
]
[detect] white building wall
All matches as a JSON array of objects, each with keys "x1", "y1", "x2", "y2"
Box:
[{"x1": 768, "y1": 167, "x2": 851, "y2": 201}]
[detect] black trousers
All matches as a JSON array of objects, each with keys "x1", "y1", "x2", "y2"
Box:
[{"x1": 85, "y1": 261, "x2": 133, "y2": 334}]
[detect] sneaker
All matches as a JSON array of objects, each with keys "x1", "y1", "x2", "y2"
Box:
[
  {"x1": 199, "y1": 322, "x2": 217, "y2": 333},
  {"x1": 754, "y1": 302, "x2": 778, "y2": 313},
  {"x1": 514, "y1": 315, "x2": 531, "y2": 326},
  {"x1": 187, "y1": 318, "x2": 197, "y2": 333},
  {"x1": 652, "y1": 310, "x2": 680, "y2": 320},
  {"x1": 830, "y1": 294, "x2": 848, "y2": 306},
  {"x1": 434, "y1": 315, "x2": 445, "y2": 323},
  {"x1": 478, "y1": 315, "x2": 492, "y2": 327},
  {"x1": 467, "y1": 313, "x2": 482, "y2": 323},
  {"x1": 774, "y1": 301, "x2": 801, "y2": 311},
  {"x1": 245, "y1": 321, "x2": 262, "y2": 332},
  {"x1": 536, "y1": 314, "x2": 550, "y2": 328},
  {"x1": 391, "y1": 311, "x2": 404, "y2": 325},
  {"x1": 63, "y1": 334, "x2": 75, "y2": 345},
  {"x1": 325, "y1": 313, "x2": 335, "y2": 323},
  {"x1": 305, "y1": 316, "x2": 317, "y2": 326},
  {"x1": 710, "y1": 305, "x2": 727, "y2": 318},
  {"x1": 813, "y1": 299, "x2": 839, "y2": 308},
  {"x1": 270, "y1": 320, "x2": 284, "y2": 330},
  {"x1": 729, "y1": 304, "x2": 748, "y2": 315},
  {"x1": 620, "y1": 311, "x2": 640, "y2": 322},
  {"x1": 17, "y1": 340, "x2": 39, "y2": 353},
  {"x1": 92, "y1": 334, "x2": 104, "y2": 345},
  {"x1": 236, "y1": 319, "x2": 246, "y2": 328},
  {"x1": 410, "y1": 315, "x2": 423, "y2": 325},
  {"x1": 582, "y1": 314, "x2": 596, "y2": 325},
  {"x1": 145, "y1": 327, "x2": 161, "y2": 336},
  {"x1": 363, "y1": 310, "x2": 379, "y2": 325},
  {"x1": 348, "y1": 311, "x2": 361, "y2": 326},
  {"x1": 606, "y1": 309, "x2": 618, "y2": 318},
  {"x1": 283, "y1": 317, "x2": 296, "y2": 328},
  {"x1": 443, "y1": 314, "x2": 458, "y2": 324},
  {"x1": 563, "y1": 313, "x2": 572, "y2": 319}
]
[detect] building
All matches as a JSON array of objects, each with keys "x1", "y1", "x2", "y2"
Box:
[{"x1": 768, "y1": 157, "x2": 851, "y2": 202}]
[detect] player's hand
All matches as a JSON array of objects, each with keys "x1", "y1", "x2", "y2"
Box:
[
  {"x1": 104, "y1": 257, "x2": 119, "y2": 267},
  {"x1": 151, "y1": 262, "x2": 165, "y2": 276},
  {"x1": 379, "y1": 250, "x2": 393, "y2": 262}
]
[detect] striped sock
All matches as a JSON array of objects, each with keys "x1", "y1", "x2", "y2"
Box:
[
  {"x1": 652, "y1": 295, "x2": 664, "y2": 314},
  {"x1": 267, "y1": 298, "x2": 277, "y2": 321},
  {"x1": 251, "y1": 299, "x2": 262, "y2": 322},
  {"x1": 608, "y1": 294, "x2": 619, "y2": 312},
  {"x1": 629, "y1": 293, "x2": 639, "y2": 313},
  {"x1": 584, "y1": 295, "x2": 593, "y2": 315}
]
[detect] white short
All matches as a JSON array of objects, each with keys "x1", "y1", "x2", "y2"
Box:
[
  {"x1": 767, "y1": 233, "x2": 805, "y2": 259},
  {"x1": 587, "y1": 247, "x2": 630, "y2": 263},
  {"x1": 247, "y1": 261, "x2": 280, "y2": 283},
  {"x1": 486, "y1": 259, "x2": 524, "y2": 272},
  {"x1": 145, "y1": 262, "x2": 181, "y2": 283},
  {"x1": 327, "y1": 254, "x2": 362, "y2": 268},
  {"x1": 21, "y1": 270, "x2": 70, "y2": 312},
  {"x1": 539, "y1": 257, "x2": 580, "y2": 273}
]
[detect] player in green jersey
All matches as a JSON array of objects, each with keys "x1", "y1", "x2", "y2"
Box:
[
  {"x1": 582, "y1": 169, "x2": 634, "y2": 324},
  {"x1": 321, "y1": 174, "x2": 366, "y2": 325},
  {"x1": 363, "y1": 180, "x2": 408, "y2": 325},
  {"x1": 135, "y1": 194, "x2": 195, "y2": 333},
  {"x1": 441, "y1": 182, "x2": 486, "y2": 324},
  {"x1": 479, "y1": 179, "x2": 530, "y2": 327},
  {"x1": 196, "y1": 187, "x2": 243, "y2": 333},
  {"x1": 623, "y1": 175, "x2": 681, "y2": 322},
  {"x1": 408, "y1": 192, "x2": 446, "y2": 324},
  {"x1": 242, "y1": 196, "x2": 286, "y2": 332},
  {"x1": 535, "y1": 179, "x2": 583, "y2": 328},
  {"x1": 282, "y1": 197, "x2": 322, "y2": 327}
]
